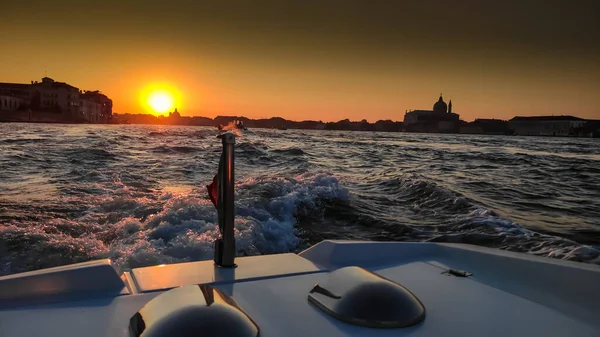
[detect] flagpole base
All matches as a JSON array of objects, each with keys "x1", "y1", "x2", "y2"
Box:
[{"x1": 213, "y1": 238, "x2": 238, "y2": 268}]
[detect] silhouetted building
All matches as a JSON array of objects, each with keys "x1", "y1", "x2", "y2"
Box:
[
  {"x1": 579, "y1": 120, "x2": 600, "y2": 138},
  {"x1": 509, "y1": 116, "x2": 587, "y2": 136},
  {"x1": 156, "y1": 108, "x2": 184, "y2": 125},
  {"x1": 169, "y1": 108, "x2": 181, "y2": 119},
  {"x1": 30, "y1": 77, "x2": 80, "y2": 117},
  {"x1": 0, "y1": 95, "x2": 26, "y2": 111},
  {"x1": 80, "y1": 90, "x2": 113, "y2": 123},
  {"x1": 460, "y1": 119, "x2": 511, "y2": 135},
  {"x1": 403, "y1": 94, "x2": 460, "y2": 132},
  {"x1": 0, "y1": 77, "x2": 111, "y2": 123},
  {"x1": 0, "y1": 83, "x2": 31, "y2": 109}
]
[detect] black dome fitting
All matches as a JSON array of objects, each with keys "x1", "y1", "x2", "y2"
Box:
[
  {"x1": 129, "y1": 285, "x2": 258, "y2": 337},
  {"x1": 308, "y1": 266, "x2": 425, "y2": 328}
]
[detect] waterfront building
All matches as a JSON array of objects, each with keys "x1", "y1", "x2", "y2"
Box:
[
  {"x1": 403, "y1": 94, "x2": 460, "y2": 132},
  {"x1": 0, "y1": 83, "x2": 31, "y2": 108},
  {"x1": 460, "y1": 119, "x2": 510, "y2": 135},
  {"x1": 509, "y1": 116, "x2": 587, "y2": 136},
  {"x1": 80, "y1": 90, "x2": 113, "y2": 123},
  {"x1": 0, "y1": 77, "x2": 111, "y2": 123},
  {"x1": 30, "y1": 77, "x2": 80, "y2": 118},
  {"x1": 0, "y1": 95, "x2": 26, "y2": 111},
  {"x1": 169, "y1": 108, "x2": 181, "y2": 119}
]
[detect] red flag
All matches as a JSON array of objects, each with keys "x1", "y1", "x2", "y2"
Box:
[{"x1": 206, "y1": 174, "x2": 218, "y2": 207}]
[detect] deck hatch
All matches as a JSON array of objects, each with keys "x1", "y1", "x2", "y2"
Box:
[
  {"x1": 308, "y1": 266, "x2": 425, "y2": 328},
  {"x1": 129, "y1": 284, "x2": 258, "y2": 337}
]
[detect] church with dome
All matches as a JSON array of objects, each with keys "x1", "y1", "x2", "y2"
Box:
[{"x1": 403, "y1": 94, "x2": 461, "y2": 133}]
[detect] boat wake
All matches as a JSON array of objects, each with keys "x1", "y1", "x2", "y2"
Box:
[
  {"x1": 2, "y1": 169, "x2": 598, "y2": 277},
  {"x1": 0, "y1": 172, "x2": 348, "y2": 274}
]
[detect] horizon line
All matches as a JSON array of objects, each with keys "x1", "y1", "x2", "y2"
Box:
[{"x1": 113, "y1": 112, "x2": 595, "y2": 124}]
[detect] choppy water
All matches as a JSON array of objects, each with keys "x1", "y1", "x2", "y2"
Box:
[{"x1": 1, "y1": 123, "x2": 599, "y2": 276}]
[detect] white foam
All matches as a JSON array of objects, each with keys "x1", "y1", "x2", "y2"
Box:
[{"x1": 92, "y1": 171, "x2": 349, "y2": 272}]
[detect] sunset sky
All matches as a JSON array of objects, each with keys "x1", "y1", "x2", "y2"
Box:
[{"x1": 1, "y1": 0, "x2": 599, "y2": 122}]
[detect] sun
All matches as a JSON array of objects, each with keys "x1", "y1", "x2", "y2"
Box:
[
  {"x1": 147, "y1": 90, "x2": 175, "y2": 114},
  {"x1": 140, "y1": 83, "x2": 182, "y2": 115}
]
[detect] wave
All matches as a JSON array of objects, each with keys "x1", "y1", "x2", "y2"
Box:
[
  {"x1": 349, "y1": 174, "x2": 600, "y2": 263},
  {"x1": 1, "y1": 138, "x2": 46, "y2": 144},
  {"x1": 150, "y1": 145, "x2": 204, "y2": 154},
  {"x1": 236, "y1": 142, "x2": 269, "y2": 157},
  {"x1": 0, "y1": 172, "x2": 348, "y2": 275},
  {"x1": 0, "y1": 223, "x2": 107, "y2": 275},
  {"x1": 147, "y1": 130, "x2": 212, "y2": 138},
  {"x1": 1, "y1": 170, "x2": 598, "y2": 277},
  {"x1": 271, "y1": 147, "x2": 305, "y2": 156},
  {"x1": 65, "y1": 148, "x2": 117, "y2": 161},
  {"x1": 2, "y1": 124, "x2": 599, "y2": 277}
]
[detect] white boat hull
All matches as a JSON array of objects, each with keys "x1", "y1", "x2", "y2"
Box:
[{"x1": 1, "y1": 241, "x2": 599, "y2": 336}]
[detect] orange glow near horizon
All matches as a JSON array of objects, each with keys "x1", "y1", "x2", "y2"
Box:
[
  {"x1": 1, "y1": 1, "x2": 598, "y2": 122},
  {"x1": 140, "y1": 84, "x2": 181, "y2": 116}
]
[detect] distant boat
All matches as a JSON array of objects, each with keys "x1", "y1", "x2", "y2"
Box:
[
  {"x1": 218, "y1": 120, "x2": 247, "y2": 131},
  {"x1": 277, "y1": 125, "x2": 287, "y2": 130}
]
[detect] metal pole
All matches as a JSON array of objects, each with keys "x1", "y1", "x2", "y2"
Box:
[{"x1": 214, "y1": 133, "x2": 236, "y2": 267}]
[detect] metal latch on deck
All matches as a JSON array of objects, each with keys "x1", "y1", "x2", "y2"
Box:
[{"x1": 442, "y1": 269, "x2": 472, "y2": 277}]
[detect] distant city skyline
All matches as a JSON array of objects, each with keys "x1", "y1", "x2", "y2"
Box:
[{"x1": 1, "y1": 0, "x2": 598, "y2": 122}]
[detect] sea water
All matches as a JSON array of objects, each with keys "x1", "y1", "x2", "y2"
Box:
[{"x1": 1, "y1": 123, "x2": 599, "y2": 275}]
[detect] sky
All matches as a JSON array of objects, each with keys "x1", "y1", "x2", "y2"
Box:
[{"x1": 1, "y1": 0, "x2": 599, "y2": 122}]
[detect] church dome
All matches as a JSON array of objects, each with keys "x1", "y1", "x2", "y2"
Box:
[{"x1": 433, "y1": 95, "x2": 447, "y2": 113}]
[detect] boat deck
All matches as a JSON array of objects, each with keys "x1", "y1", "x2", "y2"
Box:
[{"x1": 1, "y1": 241, "x2": 599, "y2": 336}]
